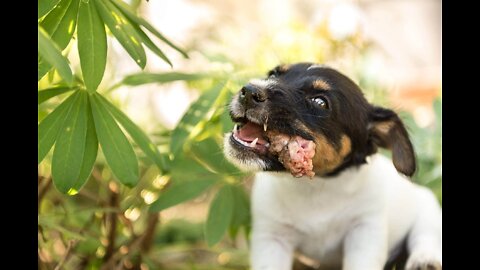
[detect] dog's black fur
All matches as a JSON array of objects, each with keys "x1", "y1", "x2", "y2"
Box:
[{"x1": 230, "y1": 62, "x2": 416, "y2": 177}]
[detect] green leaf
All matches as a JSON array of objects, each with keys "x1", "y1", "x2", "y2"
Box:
[
  {"x1": 78, "y1": 0, "x2": 107, "y2": 92},
  {"x1": 229, "y1": 186, "x2": 251, "y2": 238},
  {"x1": 205, "y1": 185, "x2": 234, "y2": 246},
  {"x1": 38, "y1": 86, "x2": 77, "y2": 105},
  {"x1": 40, "y1": 0, "x2": 79, "y2": 49},
  {"x1": 38, "y1": 0, "x2": 80, "y2": 80},
  {"x1": 38, "y1": 91, "x2": 79, "y2": 163},
  {"x1": 52, "y1": 91, "x2": 88, "y2": 193},
  {"x1": 38, "y1": 27, "x2": 73, "y2": 84},
  {"x1": 71, "y1": 100, "x2": 98, "y2": 194},
  {"x1": 110, "y1": 0, "x2": 172, "y2": 66},
  {"x1": 189, "y1": 137, "x2": 243, "y2": 176},
  {"x1": 221, "y1": 106, "x2": 235, "y2": 134},
  {"x1": 131, "y1": 23, "x2": 172, "y2": 67},
  {"x1": 38, "y1": 110, "x2": 49, "y2": 123},
  {"x1": 38, "y1": 56, "x2": 53, "y2": 81},
  {"x1": 96, "y1": 94, "x2": 169, "y2": 173},
  {"x1": 95, "y1": 0, "x2": 146, "y2": 69},
  {"x1": 89, "y1": 93, "x2": 139, "y2": 187},
  {"x1": 38, "y1": 0, "x2": 61, "y2": 18},
  {"x1": 110, "y1": 0, "x2": 188, "y2": 58},
  {"x1": 122, "y1": 72, "x2": 208, "y2": 86},
  {"x1": 170, "y1": 154, "x2": 221, "y2": 183},
  {"x1": 170, "y1": 82, "x2": 226, "y2": 156},
  {"x1": 149, "y1": 178, "x2": 216, "y2": 212}
]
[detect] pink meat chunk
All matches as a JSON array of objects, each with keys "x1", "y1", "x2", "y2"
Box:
[{"x1": 267, "y1": 133, "x2": 316, "y2": 178}]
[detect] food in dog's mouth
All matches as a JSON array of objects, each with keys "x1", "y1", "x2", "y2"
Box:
[
  {"x1": 231, "y1": 120, "x2": 316, "y2": 178},
  {"x1": 268, "y1": 131, "x2": 316, "y2": 178}
]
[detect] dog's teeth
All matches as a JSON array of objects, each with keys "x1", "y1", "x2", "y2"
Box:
[
  {"x1": 234, "y1": 124, "x2": 238, "y2": 132},
  {"x1": 264, "y1": 123, "x2": 267, "y2": 132},
  {"x1": 250, "y1": 138, "x2": 258, "y2": 147}
]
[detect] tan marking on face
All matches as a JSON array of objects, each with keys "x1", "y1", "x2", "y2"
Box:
[
  {"x1": 278, "y1": 64, "x2": 291, "y2": 72},
  {"x1": 312, "y1": 80, "x2": 331, "y2": 90},
  {"x1": 338, "y1": 135, "x2": 352, "y2": 157},
  {"x1": 312, "y1": 134, "x2": 352, "y2": 175}
]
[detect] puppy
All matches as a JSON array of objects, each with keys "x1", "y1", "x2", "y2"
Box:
[{"x1": 223, "y1": 63, "x2": 442, "y2": 270}]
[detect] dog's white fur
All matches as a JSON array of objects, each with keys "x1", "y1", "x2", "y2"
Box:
[{"x1": 248, "y1": 154, "x2": 442, "y2": 270}]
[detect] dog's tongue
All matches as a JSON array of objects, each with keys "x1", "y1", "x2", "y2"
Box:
[{"x1": 238, "y1": 122, "x2": 265, "y2": 143}]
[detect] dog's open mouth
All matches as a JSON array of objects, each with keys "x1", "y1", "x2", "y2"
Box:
[
  {"x1": 230, "y1": 118, "x2": 317, "y2": 178},
  {"x1": 232, "y1": 121, "x2": 270, "y2": 154}
]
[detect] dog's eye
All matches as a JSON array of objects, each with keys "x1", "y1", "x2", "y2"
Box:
[{"x1": 311, "y1": 97, "x2": 328, "y2": 109}]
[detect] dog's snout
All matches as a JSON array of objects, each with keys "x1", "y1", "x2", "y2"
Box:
[{"x1": 240, "y1": 84, "x2": 267, "y2": 105}]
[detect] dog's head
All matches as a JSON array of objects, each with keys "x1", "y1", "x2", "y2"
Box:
[{"x1": 224, "y1": 62, "x2": 416, "y2": 177}]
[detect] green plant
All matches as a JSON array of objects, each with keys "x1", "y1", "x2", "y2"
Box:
[
  {"x1": 38, "y1": 0, "x2": 187, "y2": 193},
  {"x1": 39, "y1": 2, "x2": 252, "y2": 268}
]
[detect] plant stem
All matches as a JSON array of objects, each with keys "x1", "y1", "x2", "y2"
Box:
[
  {"x1": 54, "y1": 239, "x2": 77, "y2": 270},
  {"x1": 104, "y1": 184, "x2": 119, "y2": 263},
  {"x1": 38, "y1": 175, "x2": 52, "y2": 211}
]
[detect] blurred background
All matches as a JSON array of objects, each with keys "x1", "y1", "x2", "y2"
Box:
[{"x1": 38, "y1": 0, "x2": 441, "y2": 269}]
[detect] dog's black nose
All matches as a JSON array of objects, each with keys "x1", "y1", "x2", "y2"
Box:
[{"x1": 240, "y1": 84, "x2": 267, "y2": 105}]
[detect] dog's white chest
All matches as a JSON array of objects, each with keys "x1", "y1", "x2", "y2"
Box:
[{"x1": 250, "y1": 155, "x2": 396, "y2": 264}]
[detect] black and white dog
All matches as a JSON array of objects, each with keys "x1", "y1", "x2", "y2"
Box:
[{"x1": 224, "y1": 63, "x2": 442, "y2": 270}]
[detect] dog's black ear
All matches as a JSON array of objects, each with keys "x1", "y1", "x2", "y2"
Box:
[{"x1": 368, "y1": 106, "x2": 416, "y2": 177}]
